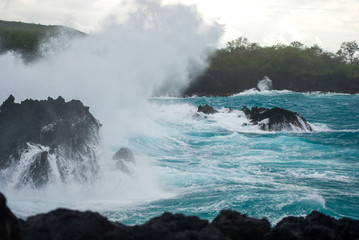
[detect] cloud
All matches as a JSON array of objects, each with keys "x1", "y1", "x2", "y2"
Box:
[
  {"x1": 224, "y1": 0, "x2": 359, "y2": 51},
  {"x1": 163, "y1": 0, "x2": 359, "y2": 51}
]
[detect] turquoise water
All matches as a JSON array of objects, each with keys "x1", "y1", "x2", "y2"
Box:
[
  {"x1": 4, "y1": 90, "x2": 359, "y2": 226},
  {"x1": 109, "y1": 91, "x2": 359, "y2": 225}
]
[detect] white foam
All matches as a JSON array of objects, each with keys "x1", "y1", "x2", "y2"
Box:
[
  {"x1": 310, "y1": 123, "x2": 359, "y2": 133},
  {"x1": 4, "y1": 152, "x2": 174, "y2": 218},
  {"x1": 257, "y1": 76, "x2": 273, "y2": 91},
  {"x1": 231, "y1": 89, "x2": 294, "y2": 97},
  {"x1": 231, "y1": 89, "x2": 357, "y2": 97}
]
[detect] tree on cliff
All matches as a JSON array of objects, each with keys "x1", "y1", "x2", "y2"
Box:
[
  {"x1": 337, "y1": 41, "x2": 359, "y2": 64},
  {"x1": 183, "y1": 37, "x2": 359, "y2": 96}
]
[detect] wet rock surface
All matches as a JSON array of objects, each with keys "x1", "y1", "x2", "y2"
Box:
[
  {"x1": 18, "y1": 151, "x2": 50, "y2": 188},
  {"x1": 113, "y1": 147, "x2": 135, "y2": 164},
  {"x1": 112, "y1": 147, "x2": 136, "y2": 173},
  {"x1": 0, "y1": 193, "x2": 21, "y2": 240},
  {"x1": 211, "y1": 210, "x2": 271, "y2": 240},
  {"x1": 242, "y1": 106, "x2": 312, "y2": 131},
  {"x1": 196, "y1": 104, "x2": 312, "y2": 132},
  {"x1": 0, "y1": 95, "x2": 101, "y2": 187},
  {"x1": 1, "y1": 192, "x2": 358, "y2": 240},
  {"x1": 198, "y1": 104, "x2": 218, "y2": 114}
]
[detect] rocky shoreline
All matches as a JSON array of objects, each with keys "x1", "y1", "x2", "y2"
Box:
[{"x1": 1, "y1": 192, "x2": 358, "y2": 240}]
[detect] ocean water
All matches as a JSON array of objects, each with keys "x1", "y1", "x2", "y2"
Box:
[{"x1": 3, "y1": 90, "x2": 359, "y2": 226}]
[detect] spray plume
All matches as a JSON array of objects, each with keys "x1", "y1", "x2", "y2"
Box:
[{"x1": 0, "y1": 0, "x2": 223, "y2": 144}]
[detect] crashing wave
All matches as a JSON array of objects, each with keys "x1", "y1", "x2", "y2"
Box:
[
  {"x1": 0, "y1": 95, "x2": 101, "y2": 188},
  {"x1": 257, "y1": 76, "x2": 273, "y2": 91}
]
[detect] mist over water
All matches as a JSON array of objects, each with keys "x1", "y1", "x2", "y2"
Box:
[
  {"x1": 0, "y1": 1, "x2": 222, "y2": 215},
  {"x1": 257, "y1": 76, "x2": 273, "y2": 91},
  {"x1": 0, "y1": 1, "x2": 222, "y2": 129}
]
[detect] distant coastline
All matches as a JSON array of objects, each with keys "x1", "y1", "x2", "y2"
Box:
[
  {"x1": 1, "y1": 20, "x2": 358, "y2": 95},
  {"x1": 184, "y1": 38, "x2": 359, "y2": 96},
  {"x1": 0, "y1": 19, "x2": 85, "y2": 62}
]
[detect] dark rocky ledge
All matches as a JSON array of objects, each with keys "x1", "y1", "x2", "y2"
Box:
[
  {"x1": 241, "y1": 106, "x2": 312, "y2": 131},
  {"x1": 198, "y1": 104, "x2": 218, "y2": 114},
  {"x1": 196, "y1": 104, "x2": 312, "y2": 132},
  {"x1": 1, "y1": 192, "x2": 358, "y2": 240},
  {"x1": 0, "y1": 95, "x2": 101, "y2": 188}
]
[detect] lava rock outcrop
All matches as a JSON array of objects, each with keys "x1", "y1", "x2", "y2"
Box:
[
  {"x1": 196, "y1": 104, "x2": 312, "y2": 132},
  {"x1": 112, "y1": 147, "x2": 136, "y2": 173},
  {"x1": 0, "y1": 95, "x2": 101, "y2": 187},
  {"x1": 242, "y1": 106, "x2": 312, "y2": 131}
]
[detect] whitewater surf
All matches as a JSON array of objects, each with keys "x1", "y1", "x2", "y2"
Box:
[{"x1": 0, "y1": 0, "x2": 358, "y2": 228}]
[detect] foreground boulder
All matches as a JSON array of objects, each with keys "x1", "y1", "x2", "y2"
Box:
[
  {"x1": 211, "y1": 210, "x2": 271, "y2": 240},
  {"x1": 0, "y1": 95, "x2": 101, "y2": 188},
  {"x1": 264, "y1": 211, "x2": 359, "y2": 240},
  {"x1": 21, "y1": 208, "x2": 119, "y2": 240},
  {"x1": 0, "y1": 193, "x2": 21, "y2": 240},
  {"x1": 1, "y1": 192, "x2": 358, "y2": 240},
  {"x1": 242, "y1": 106, "x2": 312, "y2": 131}
]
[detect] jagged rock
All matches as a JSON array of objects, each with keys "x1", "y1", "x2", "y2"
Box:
[
  {"x1": 264, "y1": 211, "x2": 359, "y2": 240},
  {"x1": 112, "y1": 148, "x2": 135, "y2": 163},
  {"x1": 146, "y1": 212, "x2": 208, "y2": 232},
  {"x1": 105, "y1": 212, "x2": 229, "y2": 240},
  {"x1": 112, "y1": 148, "x2": 135, "y2": 173},
  {"x1": 194, "y1": 103, "x2": 311, "y2": 132},
  {"x1": 0, "y1": 192, "x2": 358, "y2": 240},
  {"x1": 19, "y1": 151, "x2": 50, "y2": 188},
  {"x1": 21, "y1": 208, "x2": 119, "y2": 240},
  {"x1": 0, "y1": 193, "x2": 21, "y2": 240},
  {"x1": 107, "y1": 212, "x2": 210, "y2": 240},
  {"x1": 211, "y1": 210, "x2": 271, "y2": 240},
  {"x1": 0, "y1": 95, "x2": 101, "y2": 187},
  {"x1": 198, "y1": 104, "x2": 218, "y2": 114},
  {"x1": 241, "y1": 106, "x2": 312, "y2": 131}
]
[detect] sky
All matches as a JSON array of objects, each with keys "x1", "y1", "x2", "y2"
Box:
[{"x1": 0, "y1": 0, "x2": 359, "y2": 52}]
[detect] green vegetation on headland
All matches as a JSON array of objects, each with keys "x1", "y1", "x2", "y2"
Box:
[
  {"x1": 184, "y1": 38, "x2": 359, "y2": 95},
  {"x1": 1, "y1": 19, "x2": 358, "y2": 94},
  {"x1": 0, "y1": 20, "x2": 85, "y2": 62}
]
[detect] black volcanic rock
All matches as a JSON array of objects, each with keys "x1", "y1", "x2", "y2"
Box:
[
  {"x1": 264, "y1": 211, "x2": 359, "y2": 240},
  {"x1": 18, "y1": 150, "x2": 50, "y2": 188},
  {"x1": 195, "y1": 104, "x2": 312, "y2": 132},
  {"x1": 21, "y1": 208, "x2": 119, "y2": 240},
  {"x1": 0, "y1": 192, "x2": 358, "y2": 240},
  {"x1": 0, "y1": 95, "x2": 101, "y2": 188},
  {"x1": 0, "y1": 193, "x2": 21, "y2": 240},
  {"x1": 106, "y1": 212, "x2": 212, "y2": 240},
  {"x1": 113, "y1": 147, "x2": 135, "y2": 163},
  {"x1": 242, "y1": 106, "x2": 312, "y2": 131},
  {"x1": 198, "y1": 104, "x2": 218, "y2": 114},
  {"x1": 211, "y1": 210, "x2": 271, "y2": 240},
  {"x1": 112, "y1": 147, "x2": 136, "y2": 173}
]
